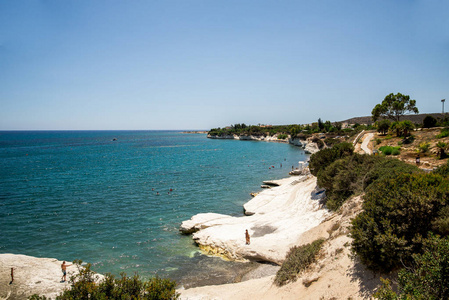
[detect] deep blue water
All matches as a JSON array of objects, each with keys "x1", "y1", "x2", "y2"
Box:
[{"x1": 0, "y1": 131, "x2": 306, "y2": 284}]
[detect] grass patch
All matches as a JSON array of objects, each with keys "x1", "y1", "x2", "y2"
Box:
[{"x1": 274, "y1": 239, "x2": 325, "y2": 287}]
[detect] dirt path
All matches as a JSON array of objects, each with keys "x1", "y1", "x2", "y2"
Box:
[{"x1": 361, "y1": 132, "x2": 374, "y2": 154}]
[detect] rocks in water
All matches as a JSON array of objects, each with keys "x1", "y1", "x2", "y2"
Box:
[
  {"x1": 262, "y1": 181, "x2": 280, "y2": 186},
  {"x1": 289, "y1": 167, "x2": 311, "y2": 176}
]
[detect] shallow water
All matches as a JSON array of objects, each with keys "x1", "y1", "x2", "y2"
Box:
[{"x1": 0, "y1": 131, "x2": 307, "y2": 284}]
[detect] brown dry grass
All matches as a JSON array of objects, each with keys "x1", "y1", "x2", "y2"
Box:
[{"x1": 367, "y1": 127, "x2": 449, "y2": 169}]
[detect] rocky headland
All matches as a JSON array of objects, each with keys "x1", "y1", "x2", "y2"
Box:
[{"x1": 207, "y1": 134, "x2": 321, "y2": 154}]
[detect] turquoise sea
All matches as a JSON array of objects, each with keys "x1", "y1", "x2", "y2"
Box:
[{"x1": 0, "y1": 131, "x2": 307, "y2": 286}]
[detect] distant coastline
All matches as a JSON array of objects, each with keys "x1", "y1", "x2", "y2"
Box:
[{"x1": 182, "y1": 130, "x2": 208, "y2": 134}]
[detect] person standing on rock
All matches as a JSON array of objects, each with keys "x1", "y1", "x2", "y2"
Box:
[
  {"x1": 245, "y1": 229, "x2": 250, "y2": 245},
  {"x1": 9, "y1": 267, "x2": 14, "y2": 284},
  {"x1": 61, "y1": 261, "x2": 72, "y2": 282}
]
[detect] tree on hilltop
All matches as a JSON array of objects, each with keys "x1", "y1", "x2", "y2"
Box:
[{"x1": 372, "y1": 92, "x2": 419, "y2": 122}]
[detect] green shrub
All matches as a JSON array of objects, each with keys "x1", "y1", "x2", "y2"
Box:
[
  {"x1": 309, "y1": 142, "x2": 354, "y2": 176},
  {"x1": 436, "y1": 128, "x2": 449, "y2": 139},
  {"x1": 351, "y1": 173, "x2": 449, "y2": 273},
  {"x1": 277, "y1": 134, "x2": 288, "y2": 139},
  {"x1": 296, "y1": 133, "x2": 310, "y2": 140},
  {"x1": 383, "y1": 147, "x2": 392, "y2": 155},
  {"x1": 436, "y1": 141, "x2": 448, "y2": 159},
  {"x1": 324, "y1": 137, "x2": 339, "y2": 147},
  {"x1": 379, "y1": 146, "x2": 392, "y2": 155},
  {"x1": 374, "y1": 235, "x2": 449, "y2": 300},
  {"x1": 434, "y1": 160, "x2": 449, "y2": 176},
  {"x1": 375, "y1": 138, "x2": 382, "y2": 145},
  {"x1": 317, "y1": 155, "x2": 419, "y2": 211},
  {"x1": 432, "y1": 206, "x2": 449, "y2": 236},
  {"x1": 317, "y1": 154, "x2": 376, "y2": 210},
  {"x1": 401, "y1": 135, "x2": 415, "y2": 144},
  {"x1": 30, "y1": 261, "x2": 180, "y2": 300},
  {"x1": 274, "y1": 239, "x2": 325, "y2": 286},
  {"x1": 379, "y1": 146, "x2": 400, "y2": 156},
  {"x1": 364, "y1": 157, "x2": 420, "y2": 187},
  {"x1": 418, "y1": 142, "x2": 430, "y2": 153}
]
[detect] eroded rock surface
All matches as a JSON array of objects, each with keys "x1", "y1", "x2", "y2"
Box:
[
  {"x1": 0, "y1": 254, "x2": 103, "y2": 300},
  {"x1": 180, "y1": 176, "x2": 329, "y2": 265}
]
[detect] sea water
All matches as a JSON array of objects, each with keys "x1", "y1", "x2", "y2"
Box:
[{"x1": 0, "y1": 131, "x2": 307, "y2": 285}]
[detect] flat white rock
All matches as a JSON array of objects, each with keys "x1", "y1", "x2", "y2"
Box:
[{"x1": 0, "y1": 254, "x2": 103, "y2": 299}]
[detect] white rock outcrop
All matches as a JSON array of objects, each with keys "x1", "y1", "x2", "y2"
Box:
[
  {"x1": 0, "y1": 254, "x2": 103, "y2": 299},
  {"x1": 207, "y1": 134, "x2": 289, "y2": 143},
  {"x1": 180, "y1": 176, "x2": 329, "y2": 265},
  {"x1": 304, "y1": 142, "x2": 320, "y2": 154}
]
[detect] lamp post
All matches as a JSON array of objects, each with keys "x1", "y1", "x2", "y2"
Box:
[{"x1": 442, "y1": 99, "x2": 446, "y2": 115}]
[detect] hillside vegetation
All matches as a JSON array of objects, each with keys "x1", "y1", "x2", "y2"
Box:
[
  {"x1": 308, "y1": 138, "x2": 449, "y2": 298},
  {"x1": 208, "y1": 120, "x2": 370, "y2": 139}
]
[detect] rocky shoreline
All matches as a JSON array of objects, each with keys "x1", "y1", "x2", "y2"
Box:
[
  {"x1": 180, "y1": 174, "x2": 329, "y2": 265},
  {"x1": 1, "y1": 171, "x2": 384, "y2": 299},
  {"x1": 0, "y1": 254, "x2": 102, "y2": 300},
  {"x1": 207, "y1": 134, "x2": 321, "y2": 154},
  {"x1": 178, "y1": 193, "x2": 386, "y2": 300}
]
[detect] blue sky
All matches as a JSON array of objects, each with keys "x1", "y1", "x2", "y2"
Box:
[{"x1": 1, "y1": 0, "x2": 448, "y2": 130}]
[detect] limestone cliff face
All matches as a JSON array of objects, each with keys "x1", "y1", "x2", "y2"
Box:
[
  {"x1": 207, "y1": 134, "x2": 320, "y2": 152},
  {"x1": 208, "y1": 134, "x2": 289, "y2": 143},
  {"x1": 288, "y1": 137, "x2": 305, "y2": 147},
  {"x1": 289, "y1": 137, "x2": 320, "y2": 154},
  {"x1": 304, "y1": 142, "x2": 320, "y2": 154}
]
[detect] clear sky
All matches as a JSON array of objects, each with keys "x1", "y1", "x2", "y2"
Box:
[{"x1": 1, "y1": 0, "x2": 448, "y2": 130}]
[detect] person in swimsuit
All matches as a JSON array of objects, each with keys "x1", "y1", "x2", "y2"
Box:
[
  {"x1": 245, "y1": 229, "x2": 250, "y2": 245},
  {"x1": 61, "y1": 261, "x2": 72, "y2": 282}
]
